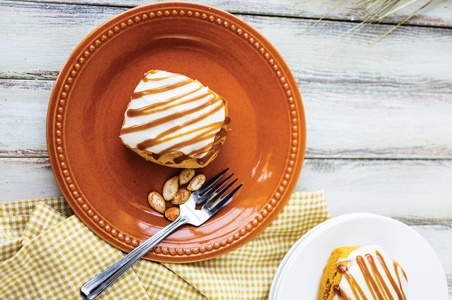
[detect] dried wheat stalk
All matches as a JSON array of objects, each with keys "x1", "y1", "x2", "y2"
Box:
[
  {"x1": 300, "y1": 0, "x2": 435, "y2": 44},
  {"x1": 358, "y1": 0, "x2": 435, "y2": 43}
]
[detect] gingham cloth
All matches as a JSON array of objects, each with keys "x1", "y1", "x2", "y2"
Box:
[{"x1": 0, "y1": 191, "x2": 330, "y2": 299}]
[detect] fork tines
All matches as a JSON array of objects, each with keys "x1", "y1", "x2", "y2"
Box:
[
  {"x1": 197, "y1": 168, "x2": 229, "y2": 195},
  {"x1": 200, "y1": 168, "x2": 242, "y2": 215}
]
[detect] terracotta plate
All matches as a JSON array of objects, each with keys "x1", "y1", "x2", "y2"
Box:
[{"x1": 47, "y1": 2, "x2": 306, "y2": 262}]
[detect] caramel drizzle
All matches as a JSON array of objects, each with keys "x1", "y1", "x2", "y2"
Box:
[
  {"x1": 164, "y1": 126, "x2": 218, "y2": 155},
  {"x1": 131, "y1": 78, "x2": 192, "y2": 100},
  {"x1": 127, "y1": 86, "x2": 206, "y2": 117},
  {"x1": 121, "y1": 93, "x2": 223, "y2": 135},
  {"x1": 336, "y1": 265, "x2": 367, "y2": 299},
  {"x1": 175, "y1": 128, "x2": 227, "y2": 165},
  {"x1": 137, "y1": 119, "x2": 223, "y2": 152},
  {"x1": 121, "y1": 71, "x2": 226, "y2": 160},
  {"x1": 334, "y1": 251, "x2": 407, "y2": 300},
  {"x1": 142, "y1": 70, "x2": 178, "y2": 81}
]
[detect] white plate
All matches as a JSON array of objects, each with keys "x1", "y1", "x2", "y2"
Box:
[
  {"x1": 269, "y1": 216, "x2": 343, "y2": 299},
  {"x1": 270, "y1": 213, "x2": 448, "y2": 300}
]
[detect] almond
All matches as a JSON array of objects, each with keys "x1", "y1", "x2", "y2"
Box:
[
  {"x1": 187, "y1": 174, "x2": 206, "y2": 191},
  {"x1": 171, "y1": 188, "x2": 191, "y2": 205},
  {"x1": 147, "y1": 191, "x2": 166, "y2": 214},
  {"x1": 179, "y1": 168, "x2": 195, "y2": 185},
  {"x1": 165, "y1": 207, "x2": 180, "y2": 221},
  {"x1": 163, "y1": 176, "x2": 179, "y2": 201}
]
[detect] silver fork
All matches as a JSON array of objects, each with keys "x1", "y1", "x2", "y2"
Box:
[{"x1": 80, "y1": 168, "x2": 242, "y2": 300}]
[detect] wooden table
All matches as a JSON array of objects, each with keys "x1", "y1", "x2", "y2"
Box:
[{"x1": 1, "y1": 0, "x2": 451, "y2": 297}]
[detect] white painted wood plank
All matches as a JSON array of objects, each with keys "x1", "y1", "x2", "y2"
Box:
[
  {"x1": 1, "y1": 4, "x2": 451, "y2": 157},
  {"x1": 2, "y1": 80, "x2": 451, "y2": 159},
  {"x1": 414, "y1": 225, "x2": 452, "y2": 275},
  {"x1": 1, "y1": 157, "x2": 451, "y2": 221},
  {"x1": 248, "y1": 14, "x2": 452, "y2": 93},
  {"x1": 1, "y1": 1, "x2": 452, "y2": 94},
  {"x1": 303, "y1": 88, "x2": 452, "y2": 159},
  {"x1": 0, "y1": 80, "x2": 452, "y2": 159},
  {"x1": 0, "y1": 80, "x2": 53, "y2": 156},
  {"x1": 297, "y1": 159, "x2": 452, "y2": 221},
  {"x1": 0, "y1": 158, "x2": 61, "y2": 201},
  {"x1": 14, "y1": 0, "x2": 452, "y2": 27},
  {"x1": 414, "y1": 225, "x2": 452, "y2": 298},
  {"x1": 0, "y1": 1, "x2": 122, "y2": 79}
]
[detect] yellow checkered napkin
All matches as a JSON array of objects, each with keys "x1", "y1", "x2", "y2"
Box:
[{"x1": 0, "y1": 191, "x2": 330, "y2": 299}]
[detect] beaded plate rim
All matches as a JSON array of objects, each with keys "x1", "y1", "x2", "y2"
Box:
[{"x1": 47, "y1": 2, "x2": 306, "y2": 262}]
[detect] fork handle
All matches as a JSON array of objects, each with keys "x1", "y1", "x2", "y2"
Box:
[{"x1": 80, "y1": 215, "x2": 188, "y2": 300}]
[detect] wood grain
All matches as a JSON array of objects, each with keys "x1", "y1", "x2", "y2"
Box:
[
  {"x1": 2, "y1": 80, "x2": 451, "y2": 159},
  {"x1": 247, "y1": 14, "x2": 452, "y2": 93},
  {"x1": 298, "y1": 159, "x2": 452, "y2": 221},
  {"x1": 1, "y1": 0, "x2": 451, "y2": 295},
  {"x1": 0, "y1": 80, "x2": 52, "y2": 157},
  {"x1": 2, "y1": 157, "x2": 452, "y2": 221},
  {"x1": 1, "y1": 1, "x2": 451, "y2": 158},
  {"x1": 0, "y1": 158, "x2": 59, "y2": 200},
  {"x1": 2, "y1": 1, "x2": 452, "y2": 88},
  {"x1": 12, "y1": 0, "x2": 452, "y2": 26}
]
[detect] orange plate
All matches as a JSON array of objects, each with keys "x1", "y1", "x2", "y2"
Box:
[{"x1": 47, "y1": 2, "x2": 306, "y2": 262}]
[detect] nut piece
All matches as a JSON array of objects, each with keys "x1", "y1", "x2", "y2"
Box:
[
  {"x1": 147, "y1": 191, "x2": 166, "y2": 214},
  {"x1": 171, "y1": 188, "x2": 191, "y2": 205},
  {"x1": 165, "y1": 207, "x2": 180, "y2": 221},
  {"x1": 179, "y1": 168, "x2": 195, "y2": 185},
  {"x1": 187, "y1": 174, "x2": 206, "y2": 191},
  {"x1": 163, "y1": 176, "x2": 179, "y2": 201}
]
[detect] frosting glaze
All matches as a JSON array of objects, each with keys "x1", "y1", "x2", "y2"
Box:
[
  {"x1": 334, "y1": 245, "x2": 408, "y2": 300},
  {"x1": 120, "y1": 70, "x2": 227, "y2": 167}
]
